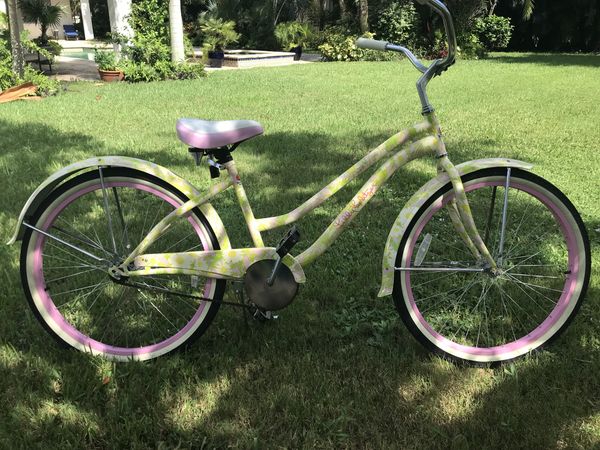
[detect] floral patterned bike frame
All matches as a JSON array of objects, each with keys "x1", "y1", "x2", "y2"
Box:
[{"x1": 114, "y1": 112, "x2": 498, "y2": 289}]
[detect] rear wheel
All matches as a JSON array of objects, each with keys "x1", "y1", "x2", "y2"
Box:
[
  {"x1": 20, "y1": 168, "x2": 225, "y2": 361},
  {"x1": 393, "y1": 168, "x2": 591, "y2": 364}
]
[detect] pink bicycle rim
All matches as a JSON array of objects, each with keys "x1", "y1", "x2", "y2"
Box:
[
  {"x1": 404, "y1": 180, "x2": 579, "y2": 358},
  {"x1": 31, "y1": 180, "x2": 214, "y2": 357}
]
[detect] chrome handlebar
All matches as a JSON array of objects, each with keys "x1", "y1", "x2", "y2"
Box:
[{"x1": 355, "y1": 0, "x2": 456, "y2": 76}]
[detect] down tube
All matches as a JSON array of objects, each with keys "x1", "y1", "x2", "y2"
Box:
[{"x1": 296, "y1": 136, "x2": 438, "y2": 266}]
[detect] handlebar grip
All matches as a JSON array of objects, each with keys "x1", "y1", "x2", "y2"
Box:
[{"x1": 355, "y1": 38, "x2": 389, "y2": 51}]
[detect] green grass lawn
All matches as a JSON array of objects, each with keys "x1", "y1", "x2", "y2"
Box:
[{"x1": 0, "y1": 53, "x2": 599, "y2": 448}]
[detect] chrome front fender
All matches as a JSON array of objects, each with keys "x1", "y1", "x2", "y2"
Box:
[
  {"x1": 378, "y1": 158, "x2": 534, "y2": 297},
  {"x1": 7, "y1": 156, "x2": 232, "y2": 251}
]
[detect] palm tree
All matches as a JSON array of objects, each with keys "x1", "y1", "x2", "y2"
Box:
[
  {"x1": 7, "y1": 0, "x2": 25, "y2": 78},
  {"x1": 169, "y1": 0, "x2": 185, "y2": 63},
  {"x1": 18, "y1": 0, "x2": 63, "y2": 44},
  {"x1": 515, "y1": 0, "x2": 535, "y2": 20}
]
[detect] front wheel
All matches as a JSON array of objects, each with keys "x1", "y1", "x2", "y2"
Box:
[
  {"x1": 393, "y1": 168, "x2": 591, "y2": 364},
  {"x1": 20, "y1": 168, "x2": 226, "y2": 361}
]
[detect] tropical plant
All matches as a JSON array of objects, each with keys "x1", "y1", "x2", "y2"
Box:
[
  {"x1": 514, "y1": 0, "x2": 535, "y2": 20},
  {"x1": 18, "y1": 0, "x2": 63, "y2": 44},
  {"x1": 199, "y1": 17, "x2": 240, "y2": 51},
  {"x1": 274, "y1": 21, "x2": 312, "y2": 50},
  {"x1": 94, "y1": 49, "x2": 120, "y2": 71}
]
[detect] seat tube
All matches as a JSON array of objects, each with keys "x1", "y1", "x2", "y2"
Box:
[{"x1": 224, "y1": 160, "x2": 265, "y2": 247}]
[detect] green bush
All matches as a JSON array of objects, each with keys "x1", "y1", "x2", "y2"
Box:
[
  {"x1": 171, "y1": 62, "x2": 206, "y2": 80},
  {"x1": 318, "y1": 28, "x2": 403, "y2": 62},
  {"x1": 94, "y1": 49, "x2": 120, "y2": 71},
  {"x1": 458, "y1": 33, "x2": 487, "y2": 59},
  {"x1": 318, "y1": 26, "x2": 363, "y2": 61},
  {"x1": 121, "y1": 60, "x2": 160, "y2": 83},
  {"x1": 0, "y1": 32, "x2": 60, "y2": 96},
  {"x1": 121, "y1": 0, "x2": 206, "y2": 83},
  {"x1": 274, "y1": 21, "x2": 312, "y2": 51},
  {"x1": 474, "y1": 15, "x2": 513, "y2": 50},
  {"x1": 373, "y1": 1, "x2": 419, "y2": 47},
  {"x1": 128, "y1": 33, "x2": 171, "y2": 65},
  {"x1": 0, "y1": 37, "x2": 16, "y2": 91},
  {"x1": 21, "y1": 65, "x2": 61, "y2": 95}
]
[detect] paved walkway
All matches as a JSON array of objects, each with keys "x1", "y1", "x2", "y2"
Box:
[{"x1": 49, "y1": 41, "x2": 321, "y2": 81}]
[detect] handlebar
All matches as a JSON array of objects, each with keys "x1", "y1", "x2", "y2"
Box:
[{"x1": 355, "y1": 0, "x2": 456, "y2": 76}]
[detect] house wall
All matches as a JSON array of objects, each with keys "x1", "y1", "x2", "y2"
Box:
[{"x1": 20, "y1": 0, "x2": 74, "y2": 40}]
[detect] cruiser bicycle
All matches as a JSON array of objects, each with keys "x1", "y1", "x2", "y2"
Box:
[{"x1": 9, "y1": 0, "x2": 591, "y2": 364}]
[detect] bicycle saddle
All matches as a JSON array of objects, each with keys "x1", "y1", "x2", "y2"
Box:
[{"x1": 176, "y1": 118, "x2": 264, "y2": 149}]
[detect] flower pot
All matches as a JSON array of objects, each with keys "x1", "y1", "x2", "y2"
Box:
[
  {"x1": 98, "y1": 69, "x2": 124, "y2": 82},
  {"x1": 208, "y1": 51, "x2": 225, "y2": 68},
  {"x1": 292, "y1": 45, "x2": 303, "y2": 61}
]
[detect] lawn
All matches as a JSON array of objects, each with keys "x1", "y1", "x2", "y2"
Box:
[{"x1": 0, "y1": 53, "x2": 599, "y2": 448}]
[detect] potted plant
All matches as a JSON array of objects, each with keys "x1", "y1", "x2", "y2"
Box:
[
  {"x1": 274, "y1": 21, "x2": 312, "y2": 60},
  {"x1": 94, "y1": 49, "x2": 123, "y2": 82},
  {"x1": 199, "y1": 18, "x2": 240, "y2": 68}
]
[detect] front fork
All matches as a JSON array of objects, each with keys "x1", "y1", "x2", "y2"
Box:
[{"x1": 427, "y1": 113, "x2": 498, "y2": 271}]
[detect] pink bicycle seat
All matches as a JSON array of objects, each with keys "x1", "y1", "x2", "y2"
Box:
[{"x1": 176, "y1": 118, "x2": 264, "y2": 149}]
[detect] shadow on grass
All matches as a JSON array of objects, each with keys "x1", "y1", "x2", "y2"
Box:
[
  {"x1": 1, "y1": 118, "x2": 598, "y2": 447},
  {"x1": 491, "y1": 53, "x2": 600, "y2": 68}
]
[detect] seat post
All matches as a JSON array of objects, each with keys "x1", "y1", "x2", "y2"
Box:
[{"x1": 223, "y1": 160, "x2": 264, "y2": 247}]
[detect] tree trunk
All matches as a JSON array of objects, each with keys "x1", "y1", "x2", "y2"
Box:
[
  {"x1": 339, "y1": 0, "x2": 347, "y2": 21},
  {"x1": 41, "y1": 24, "x2": 48, "y2": 44},
  {"x1": 6, "y1": 0, "x2": 24, "y2": 79},
  {"x1": 169, "y1": 0, "x2": 185, "y2": 63},
  {"x1": 358, "y1": 0, "x2": 368, "y2": 33}
]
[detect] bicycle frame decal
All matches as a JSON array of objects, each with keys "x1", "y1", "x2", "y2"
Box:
[
  {"x1": 123, "y1": 128, "x2": 440, "y2": 276},
  {"x1": 254, "y1": 121, "x2": 432, "y2": 231},
  {"x1": 129, "y1": 249, "x2": 306, "y2": 283},
  {"x1": 296, "y1": 135, "x2": 439, "y2": 266}
]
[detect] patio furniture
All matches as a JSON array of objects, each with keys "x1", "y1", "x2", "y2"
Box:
[
  {"x1": 63, "y1": 24, "x2": 79, "y2": 40},
  {"x1": 24, "y1": 49, "x2": 53, "y2": 72}
]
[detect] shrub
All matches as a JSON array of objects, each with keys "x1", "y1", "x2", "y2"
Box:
[
  {"x1": 474, "y1": 15, "x2": 513, "y2": 50},
  {"x1": 0, "y1": 31, "x2": 60, "y2": 96},
  {"x1": 121, "y1": 60, "x2": 160, "y2": 83},
  {"x1": 171, "y1": 62, "x2": 207, "y2": 80},
  {"x1": 121, "y1": 0, "x2": 206, "y2": 82},
  {"x1": 373, "y1": 1, "x2": 419, "y2": 47},
  {"x1": 274, "y1": 21, "x2": 312, "y2": 50},
  {"x1": 318, "y1": 26, "x2": 363, "y2": 61},
  {"x1": 94, "y1": 49, "x2": 120, "y2": 71},
  {"x1": 458, "y1": 33, "x2": 487, "y2": 59},
  {"x1": 21, "y1": 65, "x2": 61, "y2": 95},
  {"x1": 0, "y1": 37, "x2": 16, "y2": 91}
]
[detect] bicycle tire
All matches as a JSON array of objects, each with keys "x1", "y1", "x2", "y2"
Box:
[
  {"x1": 393, "y1": 168, "x2": 591, "y2": 364},
  {"x1": 20, "y1": 167, "x2": 226, "y2": 361}
]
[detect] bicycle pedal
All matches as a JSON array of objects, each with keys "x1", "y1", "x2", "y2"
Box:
[
  {"x1": 248, "y1": 303, "x2": 279, "y2": 322},
  {"x1": 275, "y1": 225, "x2": 300, "y2": 258}
]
